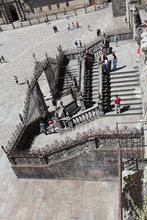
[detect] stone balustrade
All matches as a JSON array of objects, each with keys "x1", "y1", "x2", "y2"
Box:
[{"x1": 57, "y1": 104, "x2": 101, "y2": 132}]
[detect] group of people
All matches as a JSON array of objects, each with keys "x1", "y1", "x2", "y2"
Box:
[
  {"x1": 57, "y1": 45, "x2": 63, "y2": 53},
  {"x1": 68, "y1": 21, "x2": 80, "y2": 31},
  {"x1": 40, "y1": 95, "x2": 58, "y2": 135},
  {"x1": 40, "y1": 119, "x2": 56, "y2": 135},
  {"x1": 74, "y1": 40, "x2": 83, "y2": 48},
  {"x1": 103, "y1": 53, "x2": 117, "y2": 72},
  {"x1": 0, "y1": 56, "x2": 5, "y2": 63}
]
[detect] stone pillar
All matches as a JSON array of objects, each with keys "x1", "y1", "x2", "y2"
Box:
[
  {"x1": 97, "y1": 99, "x2": 104, "y2": 116},
  {"x1": 1, "y1": 2, "x2": 9, "y2": 23},
  {"x1": 18, "y1": 0, "x2": 27, "y2": 21},
  {"x1": 126, "y1": 0, "x2": 130, "y2": 24},
  {"x1": 15, "y1": 0, "x2": 23, "y2": 21},
  {"x1": 79, "y1": 92, "x2": 85, "y2": 111}
]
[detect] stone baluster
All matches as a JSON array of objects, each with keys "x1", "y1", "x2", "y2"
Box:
[
  {"x1": 76, "y1": 116, "x2": 80, "y2": 125},
  {"x1": 82, "y1": 114, "x2": 85, "y2": 123},
  {"x1": 94, "y1": 108, "x2": 99, "y2": 118},
  {"x1": 87, "y1": 111, "x2": 90, "y2": 120},
  {"x1": 85, "y1": 113, "x2": 89, "y2": 122},
  {"x1": 79, "y1": 115, "x2": 83, "y2": 124},
  {"x1": 67, "y1": 117, "x2": 74, "y2": 129},
  {"x1": 91, "y1": 110, "x2": 95, "y2": 119}
]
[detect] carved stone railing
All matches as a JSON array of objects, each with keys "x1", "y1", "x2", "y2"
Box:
[
  {"x1": 64, "y1": 36, "x2": 102, "y2": 59},
  {"x1": 106, "y1": 27, "x2": 133, "y2": 42},
  {"x1": 4, "y1": 127, "x2": 144, "y2": 167},
  {"x1": 56, "y1": 104, "x2": 101, "y2": 132}
]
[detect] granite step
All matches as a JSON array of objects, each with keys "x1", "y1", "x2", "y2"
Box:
[
  {"x1": 110, "y1": 95, "x2": 141, "y2": 101},
  {"x1": 110, "y1": 70, "x2": 138, "y2": 76},
  {"x1": 105, "y1": 109, "x2": 142, "y2": 116},
  {"x1": 110, "y1": 73, "x2": 139, "y2": 79},
  {"x1": 110, "y1": 87, "x2": 138, "y2": 92},
  {"x1": 110, "y1": 82, "x2": 139, "y2": 87},
  {"x1": 110, "y1": 77, "x2": 139, "y2": 83},
  {"x1": 111, "y1": 90, "x2": 141, "y2": 96},
  {"x1": 109, "y1": 100, "x2": 142, "y2": 105}
]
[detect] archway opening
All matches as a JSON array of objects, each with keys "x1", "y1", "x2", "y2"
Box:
[{"x1": 9, "y1": 5, "x2": 19, "y2": 22}]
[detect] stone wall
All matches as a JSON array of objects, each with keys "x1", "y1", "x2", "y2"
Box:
[
  {"x1": 10, "y1": 131, "x2": 144, "y2": 180},
  {"x1": 11, "y1": 145, "x2": 119, "y2": 181}
]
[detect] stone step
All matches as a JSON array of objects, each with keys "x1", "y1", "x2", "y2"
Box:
[
  {"x1": 110, "y1": 82, "x2": 139, "y2": 87},
  {"x1": 110, "y1": 87, "x2": 137, "y2": 92},
  {"x1": 110, "y1": 77, "x2": 139, "y2": 83},
  {"x1": 92, "y1": 71, "x2": 99, "y2": 75},
  {"x1": 109, "y1": 100, "x2": 142, "y2": 106},
  {"x1": 110, "y1": 70, "x2": 138, "y2": 76},
  {"x1": 92, "y1": 85, "x2": 99, "y2": 90},
  {"x1": 105, "y1": 109, "x2": 142, "y2": 116},
  {"x1": 92, "y1": 72, "x2": 99, "y2": 76},
  {"x1": 92, "y1": 80, "x2": 99, "y2": 85},
  {"x1": 110, "y1": 95, "x2": 141, "y2": 101},
  {"x1": 66, "y1": 72, "x2": 78, "y2": 76},
  {"x1": 68, "y1": 60, "x2": 78, "y2": 65},
  {"x1": 111, "y1": 90, "x2": 141, "y2": 96},
  {"x1": 110, "y1": 73, "x2": 139, "y2": 79},
  {"x1": 104, "y1": 103, "x2": 142, "y2": 110},
  {"x1": 92, "y1": 73, "x2": 99, "y2": 79}
]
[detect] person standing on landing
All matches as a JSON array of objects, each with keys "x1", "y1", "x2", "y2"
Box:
[
  {"x1": 112, "y1": 53, "x2": 117, "y2": 71},
  {"x1": 114, "y1": 95, "x2": 121, "y2": 114},
  {"x1": 114, "y1": 33, "x2": 118, "y2": 47}
]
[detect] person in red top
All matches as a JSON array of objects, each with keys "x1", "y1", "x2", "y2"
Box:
[
  {"x1": 136, "y1": 48, "x2": 140, "y2": 62},
  {"x1": 114, "y1": 95, "x2": 121, "y2": 114}
]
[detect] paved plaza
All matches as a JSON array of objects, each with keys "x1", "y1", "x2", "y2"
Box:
[{"x1": 0, "y1": 3, "x2": 139, "y2": 220}]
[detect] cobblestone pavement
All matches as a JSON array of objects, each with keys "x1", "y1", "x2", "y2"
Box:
[{"x1": 0, "y1": 3, "x2": 128, "y2": 220}]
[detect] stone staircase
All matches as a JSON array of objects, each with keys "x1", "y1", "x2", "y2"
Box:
[
  {"x1": 62, "y1": 59, "x2": 79, "y2": 96},
  {"x1": 103, "y1": 70, "x2": 143, "y2": 116},
  {"x1": 91, "y1": 61, "x2": 100, "y2": 103}
]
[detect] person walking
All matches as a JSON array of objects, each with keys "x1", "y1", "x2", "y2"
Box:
[
  {"x1": 136, "y1": 48, "x2": 140, "y2": 62},
  {"x1": 0, "y1": 57, "x2": 2, "y2": 64},
  {"x1": 114, "y1": 95, "x2": 121, "y2": 114},
  {"x1": 76, "y1": 21, "x2": 79, "y2": 28},
  {"x1": 97, "y1": 28, "x2": 101, "y2": 36},
  {"x1": 48, "y1": 119, "x2": 55, "y2": 133},
  {"x1": 57, "y1": 44, "x2": 63, "y2": 53},
  {"x1": 74, "y1": 40, "x2": 78, "y2": 47},
  {"x1": 14, "y1": 75, "x2": 19, "y2": 84},
  {"x1": 1, "y1": 56, "x2": 5, "y2": 62},
  {"x1": 72, "y1": 22, "x2": 75, "y2": 29},
  {"x1": 88, "y1": 25, "x2": 90, "y2": 31},
  {"x1": 79, "y1": 40, "x2": 82, "y2": 47},
  {"x1": 54, "y1": 26, "x2": 58, "y2": 33},
  {"x1": 53, "y1": 26, "x2": 56, "y2": 33},
  {"x1": 114, "y1": 33, "x2": 118, "y2": 47},
  {"x1": 68, "y1": 24, "x2": 71, "y2": 31},
  {"x1": 105, "y1": 58, "x2": 109, "y2": 72},
  {"x1": 112, "y1": 53, "x2": 117, "y2": 71},
  {"x1": 40, "y1": 121, "x2": 47, "y2": 135}
]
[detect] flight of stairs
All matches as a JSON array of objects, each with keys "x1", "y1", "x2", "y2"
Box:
[
  {"x1": 91, "y1": 61, "x2": 100, "y2": 103},
  {"x1": 62, "y1": 60, "x2": 79, "y2": 96},
  {"x1": 103, "y1": 70, "x2": 142, "y2": 115}
]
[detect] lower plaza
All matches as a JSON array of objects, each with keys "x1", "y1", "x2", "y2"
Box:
[{"x1": 0, "y1": 2, "x2": 147, "y2": 220}]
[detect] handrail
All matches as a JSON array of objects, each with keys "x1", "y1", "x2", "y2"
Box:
[{"x1": 58, "y1": 104, "x2": 100, "y2": 130}]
